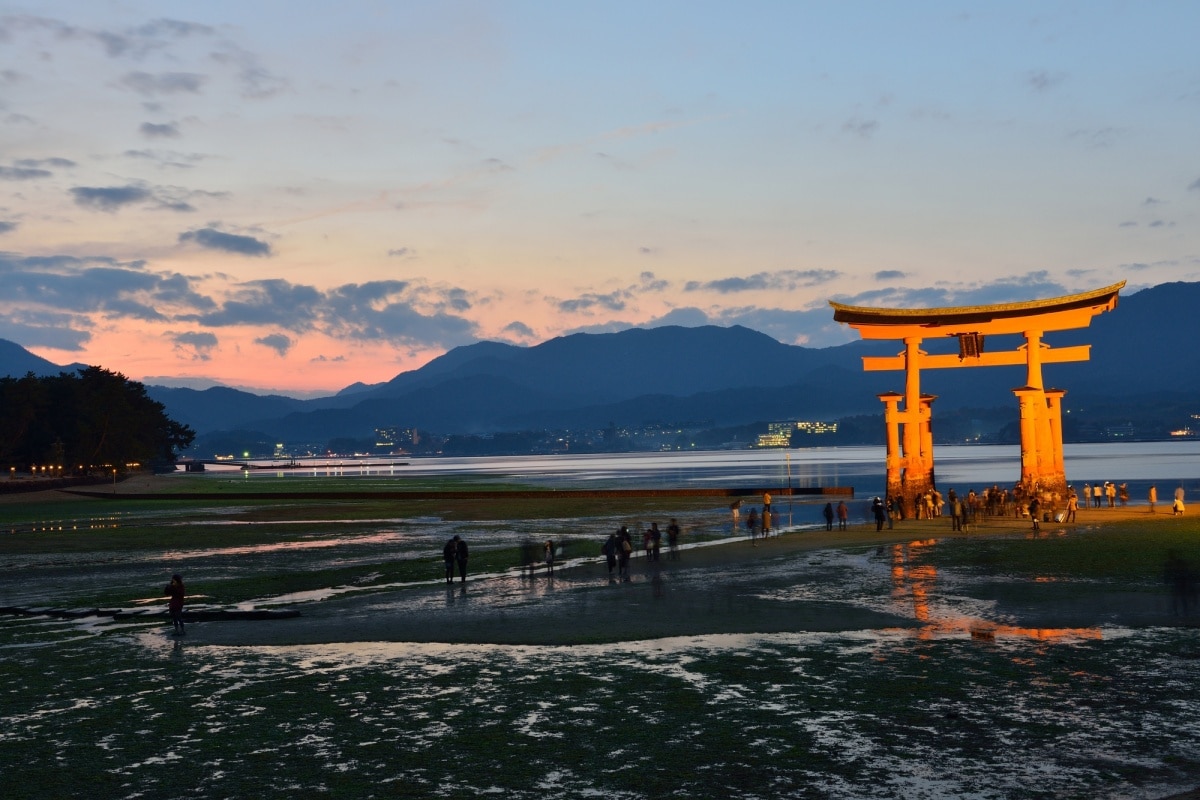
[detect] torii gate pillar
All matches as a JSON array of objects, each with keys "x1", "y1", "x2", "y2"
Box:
[{"x1": 831, "y1": 283, "x2": 1123, "y2": 499}]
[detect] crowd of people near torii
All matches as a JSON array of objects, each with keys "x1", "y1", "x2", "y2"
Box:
[{"x1": 866, "y1": 479, "x2": 1184, "y2": 532}]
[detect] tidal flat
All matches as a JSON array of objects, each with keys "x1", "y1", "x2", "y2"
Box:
[{"x1": 1, "y1": 476, "x2": 1199, "y2": 799}]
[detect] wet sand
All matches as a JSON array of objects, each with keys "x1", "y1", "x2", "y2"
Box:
[{"x1": 188, "y1": 502, "x2": 1188, "y2": 648}]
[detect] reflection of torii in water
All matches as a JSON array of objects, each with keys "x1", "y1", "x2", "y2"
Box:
[{"x1": 830, "y1": 282, "x2": 1124, "y2": 500}]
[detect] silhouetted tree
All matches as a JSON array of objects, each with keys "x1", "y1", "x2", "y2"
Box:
[{"x1": 0, "y1": 368, "x2": 195, "y2": 473}]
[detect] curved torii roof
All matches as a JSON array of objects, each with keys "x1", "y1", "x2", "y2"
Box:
[{"x1": 829, "y1": 281, "x2": 1125, "y2": 339}]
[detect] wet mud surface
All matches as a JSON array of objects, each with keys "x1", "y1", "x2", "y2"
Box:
[{"x1": 2, "y1": 492, "x2": 1199, "y2": 799}]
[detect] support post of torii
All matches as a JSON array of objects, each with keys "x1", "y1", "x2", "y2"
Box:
[{"x1": 830, "y1": 282, "x2": 1124, "y2": 501}]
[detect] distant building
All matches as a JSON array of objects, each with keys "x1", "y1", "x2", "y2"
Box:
[
  {"x1": 374, "y1": 426, "x2": 420, "y2": 451},
  {"x1": 755, "y1": 420, "x2": 839, "y2": 448}
]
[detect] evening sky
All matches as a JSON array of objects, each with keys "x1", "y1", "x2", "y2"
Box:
[{"x1": 1, "y1": 1, "x2": 1197, "y2": 396}]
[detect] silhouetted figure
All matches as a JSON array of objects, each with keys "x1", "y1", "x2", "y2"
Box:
[
  {"x1": 544, "y1": 539, "x2": 556, "y2": 576},
  {"x1": 667, "y1": 518, "x2": 681, "y2": 560},
  {"x1": 823, "y1": 502, "x2": 834, "y2": 531},
  {"x1": 165, "y1": 573, "x2": 186, "y2": 635},
  {"x1": 746, "y1": 508, "x2": 760, "y2": 545},
  {"x1": 1148, "y1": 485, "x2": 1157, "y2": 513},
  {"x1": 836, "y1": 500, "x2": 848, "y2": 531},
  {"x1": 454, "y1": 535, "x2": 469, "y2": 583},
  {"x1": 872, "y1": 497, "x2": 886, "y2": 531},
  {"x1": 602, "y1": 532, "x2": 619, "y2": 580},
  {"x1": 1164, "y1": 550, "x2": 1198, "y2": 616},
  {"x1": 444, "y1": 537, "x2": 459, "y2": 583},
  {"x1": 1029, "y1": 496, "x2": 1041, "y2": 531},
  {"x1": 618, "y1": 529, "x2": 632, "y2": 580},
  {"x1": 519, "y1": 539, "x2": 539, "y2": 577},
  {"x1": 950, "y1": 495, "x2": 963, "y2": 531}
]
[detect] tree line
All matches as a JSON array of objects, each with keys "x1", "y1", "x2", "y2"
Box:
[{"x1": 0, "y1": 368, "x2": 195, "y2": 474}]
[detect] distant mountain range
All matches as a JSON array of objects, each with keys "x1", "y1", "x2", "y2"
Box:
[{"x1": 4, "y1": 281, "x2": 1199, "y2": 445}]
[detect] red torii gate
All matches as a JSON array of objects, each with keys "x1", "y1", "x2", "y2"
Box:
[{"x1": 830, "y1": 282, "x2": 1124, "y2": 500}]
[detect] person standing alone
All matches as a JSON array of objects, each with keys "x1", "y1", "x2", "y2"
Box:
[
  {"x1": 454, "y1": 535, "x2": 469, "y2": 584},
  {"x1": 443, "y1": 537, "x2": 458, "y2": 584},
  {"x1": 165, "y1": 573, "x2": 186, "y2": 636}
]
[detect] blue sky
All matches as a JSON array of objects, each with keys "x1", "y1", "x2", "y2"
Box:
[{"x1": 1, "y1": 1, "x2": 1197, "y2": 396}]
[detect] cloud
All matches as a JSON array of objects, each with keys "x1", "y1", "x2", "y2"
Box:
[
  {"x1": 558, "y1": 290, "x2": 628, "y2": 313},
  {"x1": 0, "y1": 220, "x2": 16, "y2": 234},
  {"x1": 713, "y1": 305, "x2": 853, "y2": 347},
  {"x1": 0, "y1": 165, "x2": 51, "y2": 180},
  {"x1": 71, "y1": 185, "x2": 153, "y2": 211},
  {"x1": 0, "y1": 313, "x2": 92, "y2": 350},
  {"x1": 842, "y1": 118, "x2": 879, "y2": 138},
  {"x1": 209, "y1": 41, "x2": 287, "y2": 99},
  {"x1": 646, "y1": 307, "x2": 712, "y2": 328},
  {"x1": 170, "y1": 330, "x2": 218, "y2": 360},
  {"x1": 16, "y1": 157, "x2": 75, "y2": 168},
  {"x1": 387, "y1": 247, "x2": 412, "y2": 258},
  {"x1": 172, "y1": 331, "x2": 217, "y2": 349},
  {"x1": 638, "y1": 271, "x2": 669, "y2": 292},
  {"x1": 0, "y1": 253, "x2": 214, "y2": 323},
  {"x1": 178, "y1": 227, "x2": 272, "y2": 256},
  {"x1": 140, "y1": 121, "x2": 180, "y2": 139},
  {"x1": 684, "y1": 269, "x2": 840, "y2": 293},
  {"x1": 1027, "y1": 70, "x2": 1067, "y2": 92},
  {"x1": 255, "y1": 333, "x2": 292, "y2": 356},
  {"x1": 873, "y1": 270, "x2": 906, "y2": 281},
  {"x1": 501, "y1": 320, "x2": 535, "y2": 339},
  {"x1": 1189, "y1": 177, "x2": 1200, "y2": 191},
  {"x1": 71, "y1": 182, "x2": 205, "y2": 213},
  {"x1": 121, "y1": 71, "x2": 206, "y2": 95},
  {"x1": 322, "y1": 280, "x2": 479, "y2": 347},
  {"x1": 194, "y1": 279, "x2": 320, "y2": 329},
  {"x1": 0, "y1": 248, "x2": 482, "y2": 353}
]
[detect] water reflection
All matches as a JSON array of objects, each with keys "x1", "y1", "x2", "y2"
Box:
[
  {"x1": 888, "y1": 539, "x2": 1102, "y2": 643},
  {"x1": 158, "y1": 530, "x2": 408, "y2": 560}
]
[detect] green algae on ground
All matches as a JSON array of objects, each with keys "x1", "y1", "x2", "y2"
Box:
[{"x1": 915, "y1": 516, "x2": 1200, "y2": 583}]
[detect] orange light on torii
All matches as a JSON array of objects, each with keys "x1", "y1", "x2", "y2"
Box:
[{"x1": 830, "y1": 282, "x2": 1125, "y2": 501}]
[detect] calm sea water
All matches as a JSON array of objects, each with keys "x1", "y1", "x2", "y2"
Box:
[{"x1": 214, "y1": 440, "x2": 1200, "y2": 500}]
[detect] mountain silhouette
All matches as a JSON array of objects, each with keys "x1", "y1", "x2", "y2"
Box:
[{"x1": 2, "y1": 281, "x2": 1197, "y2": 440}]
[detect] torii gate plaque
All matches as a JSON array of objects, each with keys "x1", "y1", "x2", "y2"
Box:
[{"x1": 830, "y1": 282, "x2": 1124, "y2": 500}]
